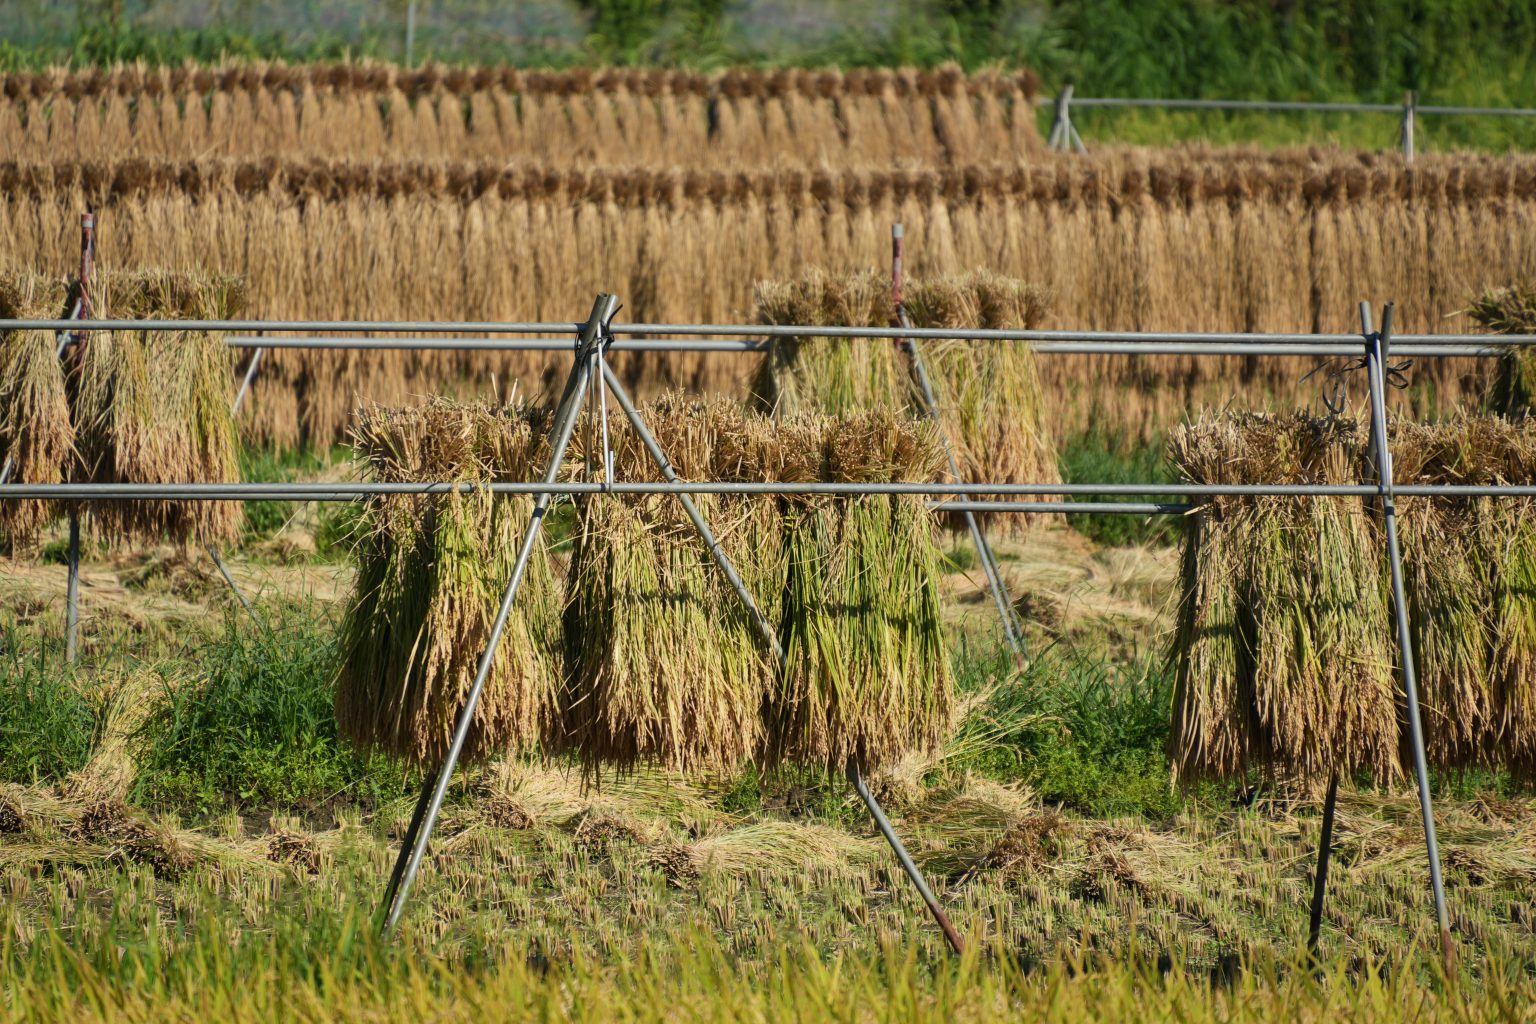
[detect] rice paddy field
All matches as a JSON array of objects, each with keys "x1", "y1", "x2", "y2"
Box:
[{"x1": 4, "y1": 41, "x2": 1536, "y2": 1024}]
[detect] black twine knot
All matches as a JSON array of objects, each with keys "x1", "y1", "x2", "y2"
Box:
[{"x1": 1300, "y1": 353, "x2": 1413, "y2": 415}]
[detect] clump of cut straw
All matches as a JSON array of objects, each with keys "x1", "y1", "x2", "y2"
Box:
[
  {"x1": 562, "y1": 394, "x2": 778, "y2": 774},
  {"x1": 336, "y1": 399, "x2": 561, "y2": 765},
  {"x1": 71, "y1": 269, "x2": 245, "y2": 546},
  {"x1": 752, "y1": 269, "x2": 1058, "y2": 535},
  {"x1": 1169, "y1": 413, "x2": 1399, "y2": 785},
  {"x1": 765, "y1": 410, "x2": 953, "y2": 775},
  {"x1": 0, "y1": 273, "x2": 73, "y2": 550},
  {"x1": 1470, "y1": 284, "x2": 1536, "y2": 416}
]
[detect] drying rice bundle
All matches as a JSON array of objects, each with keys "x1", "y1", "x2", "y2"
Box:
[
  {"x1": 1465, "y1": 419, "x2": 1536, "y2": 777},
  {"x1": 1391, "y1": 418, "x2": 1501, "y2": 768},
  {"x1": 749, "y1": 269, "x2": 906, "y2": 417},
  {"x1": 1470, "y1": 284, "x2": 1536, "y2": 416},
  {"x1": 903, "y1": 271, "x2": 1060, "y2": 534},
  {"x1": 0, "y1": 273, "x2": 73, "y2": 549},
  {"x1": 336, "y1": 399, "x2": 560, "y2": 765},
  {"x1": 71, "y1": 269, "x2": 244, "y2": 546},
  {"x1": 752, "y1": 268, "x2": 1057, "y2": 534},
  {"x1": 765, "y1": 410, "x2": 953, "y2": 775},
  {"x1": 1170, "y1": 413, "x2": 1400, "y2": 785},
  {"x1": 562, "y1": 394, "x2": 778, "y2": 774}
]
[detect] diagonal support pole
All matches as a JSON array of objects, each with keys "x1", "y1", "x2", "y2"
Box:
[
  {"x1": 378, "y1": 293, "x2": 616, "y2": 935},
  {"x1": 598, "y1": 360, "x2": 966, "y2": 956},
  {"x1": 1306, "y1": 772, "x2": 1340, "y2": 959},
  {"x1": 890, "y1": 225, "x2": 1027, "y2": 668},
  {"x1": 1360, "y1": 301, "x2": 1453, "y2": 973}
]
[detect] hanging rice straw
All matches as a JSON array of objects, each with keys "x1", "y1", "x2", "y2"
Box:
[
  {"x1": 562, "y1": 394, "x2": 777, "y2": 774},
  {"x1": 336, "y1": 399, "x2": 560, "y2": 765},
  {"x1": 0, "y1": 273, "x2": 73, "y2": 551},
  {"x1": 765, "y1": 410, "x2": 953, "y2": 775},
  {"x1": 71, "y1": 269, "x2": 245, "y2": 546},
  {"x1": 1470, "y1": 283, "x2": 1536, "y2": 416}
]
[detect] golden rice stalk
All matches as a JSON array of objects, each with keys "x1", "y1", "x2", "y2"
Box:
[
  {"x1": 336, "y1": 399, "x2": 560, "y2": 765},
  {"x1": 765, "y1": 411, "x2": 952, "y2": 775},
  {"x1": 0, "y1": 273, "x2": 73, "y2": 550},
  {"x1": 71, "y1": 269, "x2": 244, "y2": 546},
  {"x1": 1470, "y1": 284, "x2": 1536, "y2": 416}
]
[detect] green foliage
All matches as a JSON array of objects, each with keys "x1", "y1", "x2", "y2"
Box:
[
  {"x1": 0, "y1": 631, "x2": 94, "y2": 784},
  {"x1": 954, "y1": 639, "x2": 1181, "y2": 818},
  {"x1": 1058, "y1": 428, "x2": 1178, "y2": 549},
  {"x1": 132, "y1": 609, "x2": 405, "y2": 813}
]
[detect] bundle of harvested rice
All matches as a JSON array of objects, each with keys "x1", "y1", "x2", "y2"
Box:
[
  {"x1": 336, "y1": 399, "x2": 561, "y2": 765},
  {"x1": 1391, "y1": 418, "x2": 1504, "y2": 769},
  {"x1": 765, "y1": 410, "x2": 953, "y2": 775},
  {"x1": 1169, "y1": 413, "x2": 1400, "y2": 785},
  {"x1": 751, "y1": 269, "x2": 1059, "y2": 535},
  {"x1": 562, "y1": 394, "x2": 779, "y2": 774},
  {"x1": 750, "y1": 269, "x2": 906, "y2": 417},
  {"x1": 1470, "y1": 284, "x2": 1536, "y2": 415},
  {"x1": 71, "y1": 269, "x2": 244, "y2": 546},
  {"x1": 0, "y1": 273, "x2": 73, "y2": 549}
]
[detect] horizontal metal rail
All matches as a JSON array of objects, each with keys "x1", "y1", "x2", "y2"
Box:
[
  {"x1": 8, "y1": 319, "x2": 1536, "y2": 348},
  {"x1": 220, "y1": 335, "x2": 1512, "y2": 358},
  {"x1": 7, "y1": 482, "x2": 1536, "y2": 500},
  {"x1": 1036, "y1": 95, "x2": 1536, "y2": 118}
]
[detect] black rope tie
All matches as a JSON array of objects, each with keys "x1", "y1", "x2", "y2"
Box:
[{"x1": 1301, "y1": 351, "x2": 1413, "y2": 414}]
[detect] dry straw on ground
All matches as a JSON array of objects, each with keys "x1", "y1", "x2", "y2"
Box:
[
  {"x1": 2, "y1": 148, "x2": 1526, "y2": 446},
  {"x1": 0, "y1": 272, "x2": 73, "y2": 549},
  {"x1": 71, "y1": 269, "x2": 244, "y2": 546},
  {"x1": 336, "y1": 399, "x2": 561, "y2": 765},
  {"x1": 752, "y1": 269, "x2": 1059, "y2": 535},
  {"x1": 0, "y1": 63, "x2": 1041, "y2": 167},
  {"x1": 1170, "y1": 411, "x2": 1536, "y2": 785}
]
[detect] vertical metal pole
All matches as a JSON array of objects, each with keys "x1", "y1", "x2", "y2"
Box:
[
  {"x1": 1401, "y1": 91, "x2": 1416, "y2": 162},
  {"x1": 379, "y1": 294, "x2": 615, "y2": 935},
  {"x1": 890, "y1": 225, "x2": 1027, "y2": 667},
  {"x1": 1306, "y1": 773, "x2": 1340, "y2": 957},
  {"x1": 65, "y1": 214, "x2": 95, "y2": 666},
  {"x1": 1048, "y1": 84, "x2": 1075, "y2": 152},
  {"x1": 599, "y1": 361, "x2": 966, "y2": 957},
  {"x1": 1360, "y1": 301, "x2": 1453, "y2": 973},
  {"x1": 65, "y1": 513, "x2": 80, "y2": 664},
  {"x1": 405, "y1": 0, "x2": 417, "y2": 66}
]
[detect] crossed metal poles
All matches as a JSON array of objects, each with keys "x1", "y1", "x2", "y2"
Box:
[{"x1": 377, "y1": 293, "x2": 966, "y2": 952}]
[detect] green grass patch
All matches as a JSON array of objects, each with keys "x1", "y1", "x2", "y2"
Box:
[
  {"x1": 952, "y1": 638, "x2": 1182, "y2": 818},
  {"x1": 132, "y1": 608, "x2": 407, "y2": 814},
  {"x1": 1058, "y1": 428, "x2": 1178, "y2": 549},
  {"x1": 0, "y1": 630, "x2": 95, "y2": 784}
]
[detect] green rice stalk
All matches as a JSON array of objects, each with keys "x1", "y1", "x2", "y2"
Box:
[
  {"x1": 1477, "y1": 497, "x2": 1536, "y2": 780},
  {"x1": 336, "y1": 400, "x2": 560, "y2": 765},
  {"x1": 0, "y1": 273, "x2": 73, "y2": 550},
  {"x1": 1170, "y1": 413, "x2": 1398, "y2": 785},
  {"x1": 1392, "y1": 418, "x2": 1501, "y2": 770},
  {"x1": 72, "y1": 269, "x2": 243, "y2": 546}
]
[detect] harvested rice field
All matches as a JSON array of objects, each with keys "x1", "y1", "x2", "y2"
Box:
[{"x1": 4, "y1": 30, "x2": 1536, "y2": 1024}]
